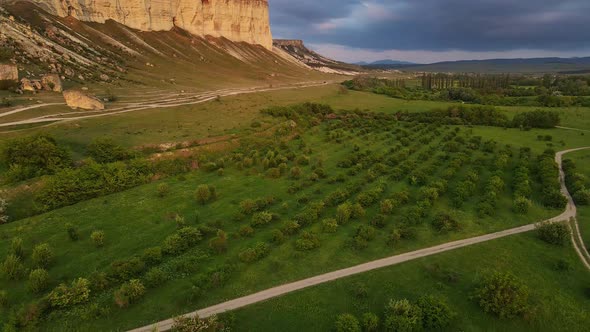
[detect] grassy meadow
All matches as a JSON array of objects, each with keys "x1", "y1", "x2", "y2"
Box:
[{"x1": 0, "y1": 85, "x2": 589, "y2": 331}]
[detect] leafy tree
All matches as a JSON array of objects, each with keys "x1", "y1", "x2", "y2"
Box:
[
  {"x1": 335, "y1": 313, "x2": 361, "y2": 332},
  {"x1": 28, "y1": 268, "x2": 50, "y2": 294},
  {"x1": 474, "y1": 271, "x2": 529, "y2": 318},
  {"x1": 384, "y1": 299, "x2": 423, "y2": 332},
  {"x1": 513, "y1": 196, "x2": 532, "y2": 214},
  {"x1": 536, "y1": 221, "x2": 570, "y2": 245},
  {"x1": 361, "y1": 312, "x2": 380, "y2": 332},
  {"x1": 1, "y1": 134, "x2": 71, "y2": 181},
  {"x1": 91, "y1": 231, "x2": 105, "y2": 247},
  {"x1": 32, "y1": 243, "x2": 55, "y2": 268},
  {"x1": 114, "y1": 279, "x2": 146, "y2": 308},
  {"x1": 416, "y1": 295, "x2": 454, "y2": 329}
]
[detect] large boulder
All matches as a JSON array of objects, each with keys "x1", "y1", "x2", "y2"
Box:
[
  {"x1": 0, "y1": 64, "x2": 18, "y2": 89},
  {"x1": 63, "y1": 90, "x2": 105, "y2": 110},
  {"x1": 20, "y1": 78, "x2": 36, "y2": 92},
  {"x1": 41, "y1": 74, "x2": 63, "y2": 92}
]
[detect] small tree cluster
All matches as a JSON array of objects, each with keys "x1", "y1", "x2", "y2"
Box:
[
  {"x1": 474, "y1": 271, "x2": 529, "y2": 318},
  {"x1": 195, "y1": 184, "x2": 217, "y2": 205},
  {"x1": 536, "y1": 221, "x2": 570, "y2": 245},
  {"x1": 295, "y1": 231, "x2": 321, "y2": 251},
  {"x1": 47, "y1": 278, "x2": 91, "y2": 308},
  {"x1": 114, "y1": 279, "x2": 146, "y2": 308}
]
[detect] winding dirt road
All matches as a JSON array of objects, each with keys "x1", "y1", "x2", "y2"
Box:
[
  {"x1": 0, "y1": 81, "x2": 333, "y2": 129},
  {"x1": 128, "y1": 147, "x2": 590, "y2": 332}
]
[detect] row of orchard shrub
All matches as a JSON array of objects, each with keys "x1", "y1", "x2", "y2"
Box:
[
  {"x1": 536, "y1": 150, "x2": 568, "y2": 209},
  {"x1": 398, "y1": 105, "x2": 560, "y2": 129},
  {"x1": 563, "y1": 159, "x2": 590, "y2": 205}
]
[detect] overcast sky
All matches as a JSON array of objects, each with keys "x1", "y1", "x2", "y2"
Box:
[{"x1": 269, "y1": 0, "x2": 590, "y2": 63}]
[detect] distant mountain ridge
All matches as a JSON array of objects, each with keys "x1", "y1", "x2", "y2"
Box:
[
  {"x1": 371, "y1": 56, "x2": 590, "y2": 73},
  {"x1": 354, "y1": 59, "x2": 417, "y2": 66}
]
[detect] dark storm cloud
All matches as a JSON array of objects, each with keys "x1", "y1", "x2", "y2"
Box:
[{"x1": 269, "y1": 0, "x2": 590, "y2": 52}]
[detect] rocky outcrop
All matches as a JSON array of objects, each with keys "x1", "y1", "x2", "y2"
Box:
[
  {"x1": 63, "y1": 90, "x2": 105, "y2": 110},
  {"x1": 41, "y1": 74, "x2": 63, "y2": 92},
  {"x1": 273, "y1": 39, "x2": 362, "y2": 76},
  {"x1": 0, "y1": 64, "x2": 18, "y2": 89},
  {"x1": 28, "y1": 0, "x2": 273, "y2": 49},
  {"x1": 20, "y1": 78, "x2": 35, "y2": 91}
]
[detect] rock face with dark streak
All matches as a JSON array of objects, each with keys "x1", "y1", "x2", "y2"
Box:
[
  {"x1": 0, "y1": 64, "x2": 18, "y2": 82},
  {"x1": 27, "y1": 0, "x2": 273, "y2": 49}
]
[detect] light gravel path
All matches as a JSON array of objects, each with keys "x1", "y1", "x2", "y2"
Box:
[
  {"x1": 128, "y1": 147, "x2": 590, "y2": 332},
  {"x1": 0, "y1": 81, "x2": 333, "y2": 129},
  {"x1": 0, "y1": 102, "x2": 65, "y2": 118}
]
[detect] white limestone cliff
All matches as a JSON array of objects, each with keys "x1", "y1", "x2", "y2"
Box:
[{"x1": 27, "y1": 0, "x2": 273, "y2": 49}]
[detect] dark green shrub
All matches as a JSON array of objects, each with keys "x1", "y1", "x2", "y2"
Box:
[
  {"x1": 66, "y1": 223, "x2": 80, "y2": 241},
  {"x1": 32, "y1": 244, "x2": 54, "y2": 268},
  {"x1": 1, "y1": 254, "x2": 24, "y2": 280},
  {"x1": 335, "y1": 313, "x2": 361, "y2": 332},
  {"x1": 144, "y1": 268, "x2": 168, "y2": 288},
  {"x1": 321, "y1": 218, "x2": 338, "y2": 233},
  {"x1": 361, "y1": 312, "x2": 380, "y2": 332},
  {"x1": 114, "y1": 279, "x2": 145, "y2": 308},
  {"x1": 1, "y1": 135, "x2": 71, "y2": 182},
  {"x1": 9, "y1": 237, "x2": 24, "y2": 258},
  {"x1": 109, "y1": 257, "x2": 146, "y2": 281},
  {"x1": 209, "y1": 230, "x2": 228, "y2": 254},
  {"x1": 48, "y1": 278, "x2": 91, "y2": 308},
  {"x1": 87, "y1": 138, "x2": 135, "y2": 163},
  {"x1": 90, "y1": 231, "x2": 105, "y2": 247},
  {"x1": 195, "y1": 184, "x2": 217, "y2": 205},
  {"x1": 238, "y1": 242, "x2": 269, "y2": 263},
  {"x1": 536, "y1": 221, "x2": 570, "y2": 245},
  {"x1": 384, "y1": 299, "x2": 423, "y2": 332},
  {"x1": 416, "y1": 295, "x2": 454, "y2": 329},
  {"x1": 251, "y1": 211, "x2": 273, "y2": 227},
  {"x1": 28, "y1": 269, "x2": 50, "y2": 294},
  {"x1": 239, "y1": 225, "x2": 255, "y2": 237},
  {"x1": 432, "y1": 213, "x2": 460, "y2": 233},
  {"x1": 295, "y1": 231, "x2": 320, "y2": 251},
  {"x1": 474, "y1": 271, "x2": 529, "y2": 318},
  {"x1": 142, "y1": 247, "x2": 163, "y2": 265}
]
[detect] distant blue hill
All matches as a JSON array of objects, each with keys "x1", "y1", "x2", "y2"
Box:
[
  {"x1": 353, "y1": 59, "x2": 417, "y2": 66},
  {"x1": 390, "y1": 57, "x2": 590, "y2": 73}
]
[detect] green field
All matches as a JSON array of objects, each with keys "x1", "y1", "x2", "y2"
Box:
[
  {"x1": 230, "y1": 232, "x2": 590, "y2": 332},
  {"x1": 566, "y1": 149, "x2": 590, "y2": 248},
  {"x1": 0, "y1": 87, "x2": 589, "y2": 331}
]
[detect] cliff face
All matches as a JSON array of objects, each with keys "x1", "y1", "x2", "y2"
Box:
[{"x1": 28, "y1": 0, "x2": 273, "y2": 49}]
